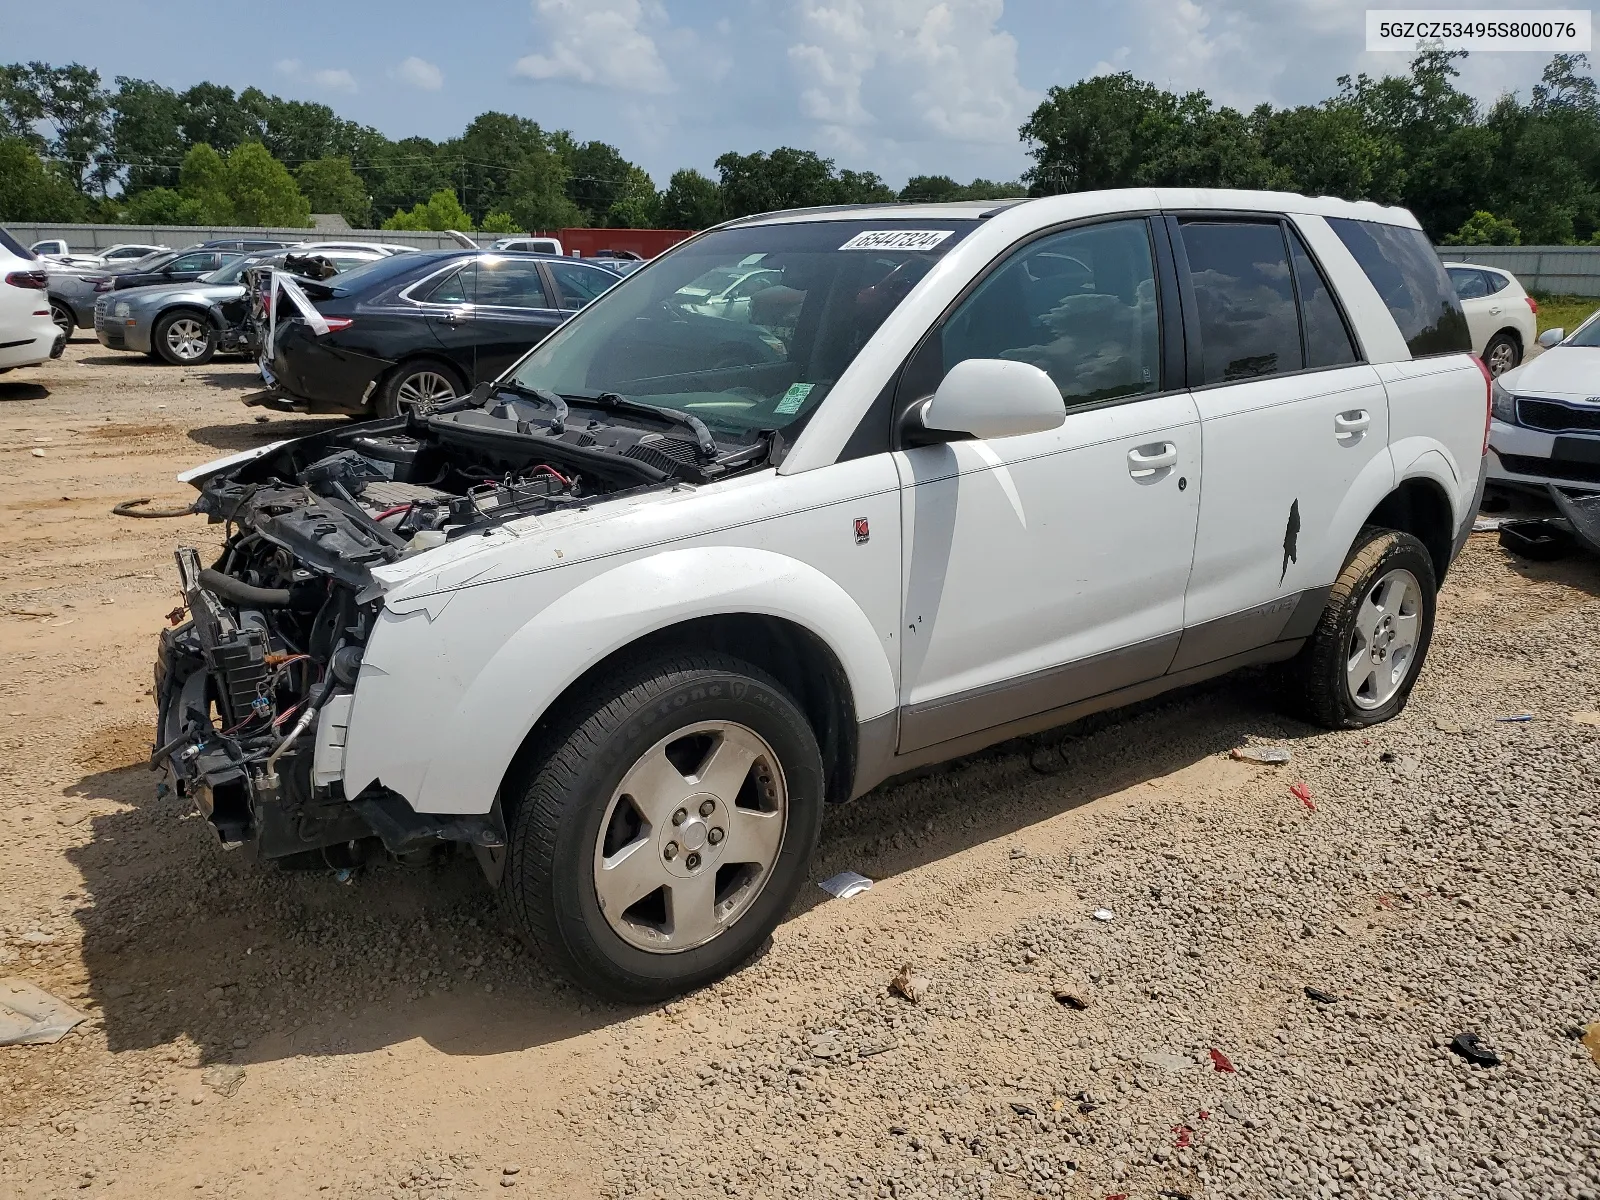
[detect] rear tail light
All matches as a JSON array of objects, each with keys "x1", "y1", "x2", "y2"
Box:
[
  {"x1": 1472, "y1": 354, "x2": 1493, "y2": 456},
  {"x1": 319, "y1": 317, "x2": 353, "y2": 334},
  {"x1": 4, "y1": 270, "x2": 48, "y2": 290},
  {"x1": 1525, "y1": 295, "x2": 1539, "y2": 316}
]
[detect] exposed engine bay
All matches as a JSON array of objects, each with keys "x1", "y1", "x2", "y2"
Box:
[{"x1": 152, "y1": 384, "x2": 778, "y2": 868}]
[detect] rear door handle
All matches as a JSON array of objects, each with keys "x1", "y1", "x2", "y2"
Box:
[
  {"x1": 1335, "y1": 409, "x2": 1371, "y2": 440},
  {"x1": 1127, "y1": 442, "x2": 1178, "y2": 477}
]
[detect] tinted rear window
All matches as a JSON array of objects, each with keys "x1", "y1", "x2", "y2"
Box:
[
  {"x1": 0, "y1": 228, "x2": 36, "y2": 259},
  {"x1": 1329, "y1": 218, "x2": 1470, "y2": 357},
  {"x1": 331, "y1": 252, "x2": 458, "y2": 295},
  {"x1": 1180, "y1": 221, "x2": 1303, "y2": 384}
]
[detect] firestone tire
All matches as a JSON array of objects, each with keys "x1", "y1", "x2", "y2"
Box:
[
  {"x1": 501, "y1": 652, "x2": 825, "y2": 1003},
  {"x1": 1285, "y1": 529, "x2": 1437, "y2": 730}
]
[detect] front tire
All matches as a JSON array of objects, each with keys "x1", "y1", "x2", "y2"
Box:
[
  {"x1": 1285, "y1": 529, "x2": 1437, "y2": 729},
  {"x1": 153, "y1": 310, "x2": 215, "y2": 366},
  {"x1": 503, "y1": 652, "x2": 825, "y2": 1002}
]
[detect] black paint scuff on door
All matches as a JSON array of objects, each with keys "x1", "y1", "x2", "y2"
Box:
[{"x1": 1280, "y1": 499, "x2": 1301, "y2": 584}]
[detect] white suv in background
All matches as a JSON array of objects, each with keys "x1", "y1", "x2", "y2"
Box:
[
  {"x1": 0, "y1": 229, "x2": 65, "y2": 372},
  {"x1": 159, "y1": 190, "x2": 1488, "y2": 1000},
  {"x1": 1444, "y1": 261, "x2": 1539, "y2": 376}
]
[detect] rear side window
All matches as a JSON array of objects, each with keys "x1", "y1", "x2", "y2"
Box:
[
  {"x1": 1484, "y1": 270, "x2": 1512, "y2": 295},
  {"x1": 547, "y1": 260, "x2": 615, "y2": 308},
  {"x1": 1448, "y1": 268, "x2": 1490, "y2": 300},
  {"x1": 475, "y1": 259, "x2": 550, "y2": 308},
  {"x1": 1179, "y1": 221, "x2": 1303, "y2": 384},
  {"x1": 1288, "y1": 227, "x2": 1360, "y2": 368},
  {"x1": 420, "y1": 264, "x2": 472, "y2": 304},
  {"x1": 1328, "y1": 218, "x2": 1470, "y2": 357},
  {"x1": 0, "y1": 228, "x2": 34, "y2": 259}
]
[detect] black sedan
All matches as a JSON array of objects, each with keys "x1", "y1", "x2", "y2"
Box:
[
  {"x1": 104, "y1": 247, "x2": 242, "y2": 292},
  {"x1": 259, "y1": 250, "x2": 627, "y2": 417}
]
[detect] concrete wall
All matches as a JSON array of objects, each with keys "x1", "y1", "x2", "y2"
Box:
[
  {"x1": 1440, "y1": 246, "x2": 1600, "y2": 297},
  {"x1": 5, "y1": 222, "x2": 493, "y2": 252}
]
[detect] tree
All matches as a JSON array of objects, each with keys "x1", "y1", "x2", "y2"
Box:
[
  {"x1": 0, "y1": 136, "x2": 88, "y2": 220},
  {"x1": 900, "y1": 175, "x2": 963, "y2": 202},
  {"x1": 383, "y1": 188, "x2": 474, "y2": 231},
  {"x1": 659, "y1": 168, "x2": 722, "y2": 229},
  {"x1": 1020, "y1": 73, "x2": 1183, "y2": 193},
  {"x1": 225, "y1": 142, "x2": 311, "y2": 226},
  {"x1": 835, "y1": 169, "x2": 896, "y2": 204},
  {"x1": 109, "y1": 77, "x2": 186, "y2": 194},
  {"x1": 0, "y1": 62, "x2": 112, "y2": 194},
  {"x1": 715, "y1": 148, "x2": 842, "y2": 217},
  {"x1": 120, "y1": 186, "x2": 205, "y2": 225},
  {"x1": 557, "y1": 136, "x2": 641, "y2": 223},
  {"x1": 296, "y1": 156, "x2": 371, "y2": 227},
  {"x1": 1443, "y1": 210, "x2": 1522, "y2": 245},
  {"x1": 480, "y1": 210, "x2": 520, "y2": 234},
  {"x1": 178, "y1": 143, "x2": 232, "y2": 221},
  {"x1": 605, "y1": 165, "x2": 660, "y2": 227}
]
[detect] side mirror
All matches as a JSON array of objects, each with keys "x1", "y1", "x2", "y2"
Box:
[
  {"x1": 908, "y1": 358, "x2": 1065, "y2": 443},
  {"x1": 1538, "y1": 328, "x2": 1564, "y2": 348}
]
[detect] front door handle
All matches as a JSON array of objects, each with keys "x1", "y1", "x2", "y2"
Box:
[
  {"x1": 1127, "y1": 442, "x2": 1178, "y2": 477},
  {"x1": 1335, "y1": 409, "x2": 1371, "y2": 440}
]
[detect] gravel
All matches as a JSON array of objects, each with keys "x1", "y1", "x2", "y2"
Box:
[{"x1": 1, "y1": 345, "x2": 1597, "y2": 1198}]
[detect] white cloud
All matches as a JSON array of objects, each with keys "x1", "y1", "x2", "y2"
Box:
[
  {"x1": 1114, "y1": 0, "x2": 1557, "y2": 110},
  {"x1": 393, "y1": 56, "x2": 444, "y2": 92},
  {"x1": 513, "y1": 0, "x2": 673, "y2": 94},
  {"x1": 274, "y1": 58, "x2": 357, "y2": 94},
  {"x1": 310, "y1": 68, "x2": 357, "y2": 93},
  {"x1": 786, "y1": 0, "x2": 1035, "y2": 155}
]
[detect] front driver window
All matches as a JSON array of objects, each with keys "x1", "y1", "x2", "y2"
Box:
[{"x1": 939, "y1": 219, "x2": 1160, "y2": 406}]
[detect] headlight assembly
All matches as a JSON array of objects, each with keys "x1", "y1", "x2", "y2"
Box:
[{"x1": 1491, "y1": 381, "x2": 1518, "y2": 424}]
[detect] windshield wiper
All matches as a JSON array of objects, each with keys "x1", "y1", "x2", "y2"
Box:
[
  {"x1": 492, "y1": 379, "x2": 568, "y2": 434},
  {"x1": 581, "y1": 391, "x2": 717, "y2": 463}
]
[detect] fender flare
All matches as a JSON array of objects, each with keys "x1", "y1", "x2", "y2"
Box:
[
  {"x1": 348, "y1": 546, "x2": 897, "y2": 816},
  {"x1": 1392, "y1": 443, "x2": 1465, "y2": 524}
]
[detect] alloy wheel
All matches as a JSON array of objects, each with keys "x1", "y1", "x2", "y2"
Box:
[
  {"x1": 1346, "y1": 567, "x2": 1422, "y2": 709},
  {"x1": 165, "y1": 317, "x2": 210, "y2": 362},
  {"x1": 395, "y1": 370, "x2": 457, "y2": 413},
  {"x1": 1487, "y1": 340, "x2": 1517, "y2": 376},
  {"x1": 592, "y1": 720, "x2": 788, "y2": 953},
  {"x1": 49, "y1": 303, "x2": 72, "y2": 336}
]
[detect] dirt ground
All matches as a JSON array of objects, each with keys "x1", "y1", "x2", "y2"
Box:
[{"x1": 1, "y1": 340, "x2": 1597, "y2": 1200}]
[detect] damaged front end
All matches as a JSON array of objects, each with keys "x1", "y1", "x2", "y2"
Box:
[{"x1": 151, "y1": 389, "x2": 770, "y2": 871}]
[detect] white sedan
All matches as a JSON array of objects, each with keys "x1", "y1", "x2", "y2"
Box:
[
  {"x1": 1488, "y1": 307, "x2": 1600, "y2": 493},
  {"x1": 1444, "y1": 262, "x2": 1539, "y2": 376}
]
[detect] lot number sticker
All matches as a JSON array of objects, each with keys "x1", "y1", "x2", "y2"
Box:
[
  {"x1": 774, "y1": 382, "x2": 815, "y2": 415},
  {"x1": 838, "y1": 230, "x2": 953, "y2": 252}
]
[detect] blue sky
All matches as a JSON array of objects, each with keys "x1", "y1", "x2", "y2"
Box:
[{"x1": 10, "y1": 0, "x2": 1579, "y2": 188}]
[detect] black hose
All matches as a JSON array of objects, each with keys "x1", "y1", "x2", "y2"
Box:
[
  {"x1": 113, "y1": 498, "x2": 197, "y2": 519},
  {"x1": 198, "y1": 568, "x2": 292, "y2": 608}
]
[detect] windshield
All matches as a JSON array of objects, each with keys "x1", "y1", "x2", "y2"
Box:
[
  {"x1": 507, "y1": 219, "x2": 976, "y2": 439},
  {"x1": 1562, "y1": 310, "x2": 1600, "y2": 347}
]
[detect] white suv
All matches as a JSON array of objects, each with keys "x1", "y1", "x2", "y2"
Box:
[
  {"x1": 0, "y1": 229, "x2": 66, "y2": 372},
  {"x1": 1443, "y1": 261, "x2": 1539, "y2": 377},
  {"x1": 156, "y1": 190, "x2": 1488, "y2": 999}
]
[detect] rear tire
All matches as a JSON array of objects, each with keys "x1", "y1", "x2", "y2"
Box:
[
  {"x1": 374, "y1": 358, "x2": 465, "y2": 418},
  {"x1": 502, "y1": 651, "x2": 825, "y2": 1002},
  {"x1": 153, "y1": 310, "x2": 216, "y2": 366},
  {"x1": 49, "y1": 302, "x2": 74, "y2": 339},
  {"x1": 1484, "y1": 331, "x2": 1520, "y2": 377},
  {"x1": 1284, "y1": 529, "x2": 1437, "y2": 729}
]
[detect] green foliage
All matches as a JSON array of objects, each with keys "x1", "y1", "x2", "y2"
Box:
[
  {"x1": 120, "y1": 185, "x2": 205, "y2": 225},
  {"x1": 0, "y1": 135, "x2": 88, "y2": 220},
  {"x1": 659, "y1": 168, "x2": 722, "y2": 229},
  {"x1": 296, "y1": 156, "x2": 371, "y2": 227},
  {"x1": 14, "y1": 51, "x2": 1600, "y2": 245},
  {"x1": 178, "y1": 143, "x2": 231, "y2": 220},
  {"x1": 1443, "y1": 210, "x2": 1522, "y2": 245},
  {"x1": 383, "y1": 188, "x2": 474, "y2": 232},
  {"x1": 479, "y1": 210, "x2": 521, "y2": 234},
  {"x1": 226, "y1": 141, "x2": 311, "y2": 226}
]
